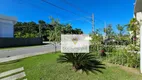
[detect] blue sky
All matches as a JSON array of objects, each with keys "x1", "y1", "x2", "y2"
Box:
[{"x1": 0, "y1": 0, "x2": 135, "y2": 34}]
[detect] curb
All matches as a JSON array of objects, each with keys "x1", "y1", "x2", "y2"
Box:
[{"x1": 0, "y1": 50, "x2": 60, "y2": 63}]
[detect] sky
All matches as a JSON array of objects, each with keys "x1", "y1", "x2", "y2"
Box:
[{"x1": 0, "y1": 0, "x2": 135, "y2": 34}]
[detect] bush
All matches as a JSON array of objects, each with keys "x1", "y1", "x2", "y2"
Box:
[
  {"x1": 107, "y1": 48, "x2": 140, "y2": 68},
  {"x1": 104, "y1": 45, "x2": 116, "y2": 52},
  {"x1": 89, "y1": 45, "x2": 102, "y2": 52},
  {"x1": 57, "y1": 53, "x2": 105, "y2": 74}
]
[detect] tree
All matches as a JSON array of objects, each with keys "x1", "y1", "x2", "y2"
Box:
[
  {"x1": 65, "y1": 24, "x2": 72, "y2": 34},
  {"x1": 90, "y1": 30, "x2": 103, "y2": 45},
  {"x1": 116, "y1": 24, "x2": 126, "y2": 42},
  {"x1": 14, "y1": 17, "x2": 83, "y2": 39},
  {"x1": 38, "y1": 20, "x2": 47, "y2": 39},
  {"x1": 61, "y1": 24, "x2": 72, "y2": 34},
  {"x1": 14, "y1": 32, "x2": 22, "y2": 38},
  {"x1": 127, "y1": 18, "x2": 139, "y2": 45},
  {"x1": 117, "y1": 24, "x2": 124, "y2": 37},
  {"x1": 104, "y1": 24, "x2": 114, "y2": 39},
  {"x1": 14, "y1": 21, "x2": 38, "y2": 38},
  {"x1": 57, "y1": 53, "x2": 105, "y2": 74},
  {"x1": 72, "y1": 28, "x2": 83, "y2": 34},
  {"x1": 48, "y1": 17, "x2": 61, "y2": 52}
]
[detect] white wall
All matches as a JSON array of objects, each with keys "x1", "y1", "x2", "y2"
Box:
[
  {"x1": 0, "y1": 21, "x2": 14, "y2": 37},
  {"x1": 0, "y1": 19, "x2": 14, "y2": 37},
  {"x1": 135, "y1": 12, "x2": 142, "y2": 73},
  {"x1": 0, "y1": 15, "x2": 17, "y2": 38}
]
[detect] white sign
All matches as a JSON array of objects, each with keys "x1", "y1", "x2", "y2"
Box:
[{"x1": 61, "y1": 34, "x2": 89, "y2": 53}]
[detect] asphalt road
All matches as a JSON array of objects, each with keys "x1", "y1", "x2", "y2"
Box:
[{"x1": 0, "y1": 44, "x2": 61, "y2": 58}]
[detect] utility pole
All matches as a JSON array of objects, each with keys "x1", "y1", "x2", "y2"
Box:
[{"x1": 92, "y1": 13, "x2": 95, "y2": 33}]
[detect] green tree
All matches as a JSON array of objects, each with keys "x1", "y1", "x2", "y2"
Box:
[
  {"x1": 116, "y1": 24, "x2": 126, "y2": 41},
  {"x1": 104, "y1": 24, "x2": 114, "y2": 39},
  {"x1": 72, "y1": 28, "x2": 83, "y2": 34},
  {"x1": 117, "y1": 24, "x2": 124, "y2": 37},
  {"x1": 14, "y1": 21, "x2": 38, "y2": 38},
  {"x1": 14, "y1": 32, "x2": 22, "y2": 38},
  {"x1": 14, "y1": 17, "x2": 83, "y2": 39},
  {"x1": 65, "y1": 24, "x2": 72, "y2": 34},
  {"x1": 48, "y1": 17, "x2": 61, "y2": 52},
  {"x1": 127, "y1": 18, "x2": 139, "y2": 45}
]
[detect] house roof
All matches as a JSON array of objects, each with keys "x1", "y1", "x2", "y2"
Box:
[
  {"x1": 0, "y1": 14, "x2": 17, "y2": 24},
  {"x1": 135, "y1": 0, "x2": 142, "y2": 13}
]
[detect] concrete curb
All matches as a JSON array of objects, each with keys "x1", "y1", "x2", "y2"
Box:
[{"x1": 0, "y1": 50, "x2": 60, "y2": 63}]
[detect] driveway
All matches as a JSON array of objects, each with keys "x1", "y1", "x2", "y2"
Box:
[{"x1": 0, "y1": 43, "x2": 61, "y2": 58}]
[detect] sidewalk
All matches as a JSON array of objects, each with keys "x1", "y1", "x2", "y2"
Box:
[{"x1": 0, "y1": 44, "x2": 60, "y2": 63}]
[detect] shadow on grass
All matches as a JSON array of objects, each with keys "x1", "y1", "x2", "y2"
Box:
[{"x1": 0, "y1": 59, "x2": 22, "y2": 65}]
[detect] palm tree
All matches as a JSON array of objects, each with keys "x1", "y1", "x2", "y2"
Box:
[
  {"x1": 104, "y1": 24, "x2": 113, "y2": 39},
  {"x1": 116, "y1": 24, "x2": 125, "y2": 44},
  {"x1": 127, "y1": 18, "x2": 139, "y2": 45},
  {"x1": 57, "y1": 53, "x2": 105, "y2": 74},
  {"x1": 117, "y1": 24, "x2": 124, "y2": 37}
]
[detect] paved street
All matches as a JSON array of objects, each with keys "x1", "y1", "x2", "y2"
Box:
[{"x1": 0, "y1": 44, "x2": 60, "y2": 58}]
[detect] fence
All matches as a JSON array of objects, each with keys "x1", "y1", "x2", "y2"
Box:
[{"x1": 0, "y1": 37, "x2": 42, "y2": 48}]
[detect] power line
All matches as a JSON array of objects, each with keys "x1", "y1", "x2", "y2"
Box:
[
  {"x1": 18, "y1": 0, "x2": 105, "y2": 27},
  {"x1": 62, "y1": 17, "x2": 92, "y2": 24},
  {"x1": 14, "y1": 0, "x2": 92, "y2": 25},
  {"x1": 60, "y1": 0, "x2": 107, "y2": 33},
  {"x1": 60, "y1": 0, "x2": 105, "y2": 23},
  {"x1": 60, "y1": 0, "x2": 91, "y2": 15},
  {"x1": 14, "y1": 0, "x2": 70, "y2": 21},
  {"x1": 41, "y1": 0, "x2": 91, "y2": 22},
  {"x1": 59, "y1": 0, "x2": 95, "y2": 33},
  {"x1": 59, "y1": 0, "x2": 107, "y2": 31},
  {"x1": 41, "y1": 0, "x2": 78, "y2": 16},
  {"x1": 14, "y1": 0, "x2": 93, "y2": 32}
]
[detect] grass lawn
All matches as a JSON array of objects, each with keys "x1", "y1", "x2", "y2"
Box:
[{"x1": 0, "y1": 53, "x2": 142, "y2": 80}]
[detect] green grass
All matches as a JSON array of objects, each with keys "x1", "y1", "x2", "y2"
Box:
[{"x1": 0, "y1": 53, "x2": 142, "y2": 80}]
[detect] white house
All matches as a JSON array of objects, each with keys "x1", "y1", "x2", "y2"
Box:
[
  {"x1": 134, "y1": 0, "x2": 142, "y2": 73},
  {"x1": 0, "y1": 15, "x2": 17, "y2": 38}
]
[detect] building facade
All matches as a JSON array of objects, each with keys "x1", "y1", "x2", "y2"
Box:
[
  {"x1": 135, "y1": 0, "x2": 142, "y2": 73},
  {"x1": 0, "y1": 15, "x2": 17, "y2": 38}
]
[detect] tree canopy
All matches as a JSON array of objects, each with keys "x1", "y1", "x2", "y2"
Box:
[{"x1": 14, "y1": 17, "x2": 83, "y2": 41}]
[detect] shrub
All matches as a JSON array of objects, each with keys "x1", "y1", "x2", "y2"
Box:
[
  {"x1": 107, "y1": 48, "x2": 140, "y2": 68},
  {"x1": 57, "y1": 53, "x2": 105, "y2": 74},
  {"x1": 104, "y1": 45, "x2": 116, "y2": 52},
  {"x1": 89, "y1": 45, "x2": 102, "y2": 52}
]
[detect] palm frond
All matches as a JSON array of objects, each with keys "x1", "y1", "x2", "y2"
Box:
[{"x1": 57, "y1": 53, "x2": 105, "y2": 74}]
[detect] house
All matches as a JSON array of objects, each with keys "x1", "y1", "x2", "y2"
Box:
[
  {"x1": 0, "y1": 15, "x2": 17, "y2": 38},
  {"x1": 135, "y1": 0, "x2": 142, "y2": 23},
  {"x1": 0, "y1": 15, "x2": 42, "y2": 48},
  {"x1": 134, "y1": 0, "x2": 142, "y2": 73}
]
